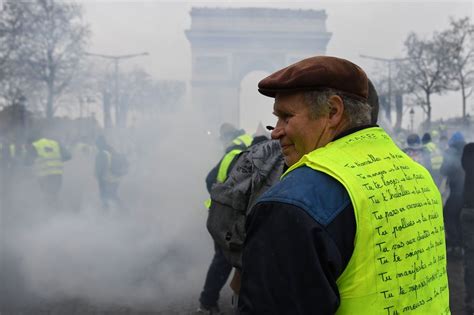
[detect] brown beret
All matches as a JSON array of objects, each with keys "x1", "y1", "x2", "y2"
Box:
[{"x1": 258, "y1": 56, "x2": 368, "y2": 101}]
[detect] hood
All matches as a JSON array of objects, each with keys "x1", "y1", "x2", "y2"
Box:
[{"x1": 448, "y1": 131, "x2": 466, "y2": 148}]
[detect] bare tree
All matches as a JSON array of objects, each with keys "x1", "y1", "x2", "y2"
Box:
[
  {"x1": 372, "y1": 62, "x2": 407, "y2": 131},
  {"x1": 116, "y1": 69, "x2": 186, "y2": 127},
  {"x1": 0, "y1": 2, "x2": 31, "y2": 105},
  {"x1": 438, "y1": 17, "x2": 474, "y2": 121},
  {"x1": 76, "y1": 62, "x2": 186, "y2": 129},
  {"x1": 116, "y1": 68, "x2": 153, "y2": 127},
  {"x1": 1, "y1": 0, "x2": 89, "y2": 119},
  {"x1": 152, "y1": 80, "x2": 186, "y2": 114},
  {"x1": 58, "y1": 59, "x2": 100, "y2": 117},
  {"x1": 400, "y1": 32, "x2": 451, "y2": 126},
  {"x1": 0, "y1": 2, "x2": 24, "y2": 70}
]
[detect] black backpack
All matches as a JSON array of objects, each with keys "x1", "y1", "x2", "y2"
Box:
[{"x1": 110, "y1": 151, "x2": 129, "y2": 176}]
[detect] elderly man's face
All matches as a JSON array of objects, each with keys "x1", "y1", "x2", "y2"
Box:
[{"x1": 271, "y1": 92, "x2": 330, "y2": 166}]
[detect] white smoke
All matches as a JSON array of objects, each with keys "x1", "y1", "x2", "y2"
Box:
[{"x1": 3, "y1": 106, "x2": 225, "y2": 310}]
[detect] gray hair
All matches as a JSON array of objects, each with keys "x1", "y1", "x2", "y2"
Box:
[{"x1": 303, "y1": 89, "x2": 372, "y2": 128}]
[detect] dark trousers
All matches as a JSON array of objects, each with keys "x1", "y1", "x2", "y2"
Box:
[
  {"x1": 445, "y1": 193, "x2": 464, "y2": 248},
  {"x1": 462, "y1": 207, "x2": 474, "y2": 311},
  {"x1": 98, "y1": 180, "x2": 120, "y2": 210},
  {"x1": 199, "y1": 242, "x2": 233, "y2": 308}
]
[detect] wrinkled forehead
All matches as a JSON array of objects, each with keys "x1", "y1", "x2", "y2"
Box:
[{"x1": 273, "y1": 92, "x2": 308, "y2": 113}]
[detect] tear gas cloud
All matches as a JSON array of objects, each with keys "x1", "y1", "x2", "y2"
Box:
[{"x1": 2, "y1": 107, "x2": 225, "y2": 310}]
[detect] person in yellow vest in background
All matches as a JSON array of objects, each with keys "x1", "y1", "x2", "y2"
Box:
[
  {"x1": 422, "y1": 132, "x2": 443, "y2": 186},
  {"x1": 196, "y1": 123, "x2": 252, "y2": 315},
  {"x1": 205, "y1": 123, "x2": 253, "y2": 192},
  {"x1": 95, "y1": 135, "x2": 128, "y2": 211},
  {"x1": 239, "y1": 56, "x2": 449, "y2": 314},
  {"x1": 27, "y1": 134, "x2": 71, "y2": 206}
]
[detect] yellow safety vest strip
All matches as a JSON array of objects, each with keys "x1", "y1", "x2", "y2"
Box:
[
  {"x1": 103, "y1": 150, "x2": 120, "y2": 183},
  {"x1": 0, "y1": 144, "x2": 25, "y2": 159},
  {"x1": 232, "y1": 134, "x2": 253, "y2": 147},
  {"x1": 285, "y1": 127, "x2": 450, "y2": 315},
  {"x1": 425, "y1": 142, "x2": 436, "y2": 153},
  {"x1": 9, "y1": 144, "x2": 15, "y2": 157},
  {"x1": 217, "y1": 134, "x2": 252, "y2": 183},
  {"x1": 32, "y1": 139, "x2": 63, "y2": 177},
  {"x1": 425, "y1": 142, "x2": 443, "y2": 171},
  {"x1": 206, "y1": 134, "x2": 252, "y2": 209},
  {"x1": 432, "y1": 155, "x2": 443, "y2": 171},
  {"x1": 217, "y1": 149, "x2": 242, "y2": 183}
]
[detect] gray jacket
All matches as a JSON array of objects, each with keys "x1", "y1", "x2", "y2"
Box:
[{"x1": 207, "y1": 139, "x2": 284, "y2": 268}]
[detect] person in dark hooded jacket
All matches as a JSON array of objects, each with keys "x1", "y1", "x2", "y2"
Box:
[
  {"x1": 441, "y1": 131, "x2": 466, "y2": 255},
  {"x1": 196, "y1": 123, "x2": 252, "y2": 315},
  {"x1": 461, "y1": 143, "x2": 474, "y2": 312}
]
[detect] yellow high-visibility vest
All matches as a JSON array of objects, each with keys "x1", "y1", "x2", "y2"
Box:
[
  {"x1": 425, "y1": 142, "x2": 443, "y2": 171},
  {"x1": 285, "y1": 127, "x2": 450, "y2": 314},
  {"x1": 32, "y1": 138, "x2": 63, "y2": 177}
]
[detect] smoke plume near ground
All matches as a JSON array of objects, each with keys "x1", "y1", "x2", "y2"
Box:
[{"x1": 2, "y1": 107, "x2": 224, "y2": 310}]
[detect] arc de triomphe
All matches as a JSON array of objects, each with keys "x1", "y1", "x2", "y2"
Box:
[{"x1": 185, "y1": 7, "x2": 332, "y2": 131}]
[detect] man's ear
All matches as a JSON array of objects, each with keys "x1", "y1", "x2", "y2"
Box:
[{"x1": 327, "y1": 95, "x2": 345, "y2": 127}]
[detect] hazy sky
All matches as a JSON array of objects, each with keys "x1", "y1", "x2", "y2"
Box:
[{"x1": 79, "y1": 0, "x2": 473, "y2": 131}]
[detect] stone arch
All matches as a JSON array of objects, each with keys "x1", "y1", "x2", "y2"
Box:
[
  {"x1": 234, "y1": 58, "x2": 279, "y2": 84},
  {"x1": 186, "y1": 7, "x2": 332, "y2": 132},
  {"x1": 239, "y1": 70, "x2": 273, "y2": 133}
]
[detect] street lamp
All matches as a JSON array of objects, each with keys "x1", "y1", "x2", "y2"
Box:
[
  {"x1": 409, "y1": 108, "x2": 415, "y2": 132},
  {"x1": 85, "y1": 52, "x2": 149, "y2": 128}
]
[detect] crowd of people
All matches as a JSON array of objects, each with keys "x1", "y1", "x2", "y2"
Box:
[
  {"x1": 402, "y1": 130, "x2": 469, "y2": 256},
  {"x1": 0, "y1": 130, "x2": 128, "y2": 213},
  {"x1": 196, "y1": 55, "x2": 474, "y2": 314}
]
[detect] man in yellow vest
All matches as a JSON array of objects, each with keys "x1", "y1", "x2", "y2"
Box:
[
  {"x1": 239, "y1": 56, "x2": 450, "y2": 314},
  {"x1": 27, "y1": 135, "x2": 71, "y2": 206},
  {"x1": 210, "y1": 80, "x2": 381, "y2": 313},
  {"x1": 196, "y1": 123, "x2": 252, "y2": 314}
]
